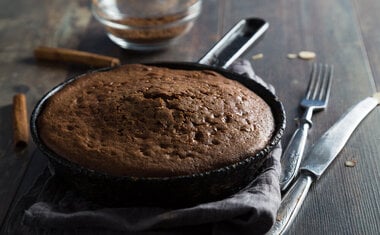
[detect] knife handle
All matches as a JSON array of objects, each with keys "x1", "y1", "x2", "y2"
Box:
[
  {"x1": 266, "y1": 174, "x2": 313, "y2": 235},
  {"x1": 280, "y1": 122, "x2": 310, "y2": 191}
]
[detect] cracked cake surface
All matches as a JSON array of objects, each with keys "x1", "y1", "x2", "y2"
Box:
[{"x1": 38, "y1": 64, "x2": 275, "y2": 177}]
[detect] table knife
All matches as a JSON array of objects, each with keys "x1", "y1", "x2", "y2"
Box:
[{"x1": 267, "y1": 92, "x2": 380, "y2": 235}]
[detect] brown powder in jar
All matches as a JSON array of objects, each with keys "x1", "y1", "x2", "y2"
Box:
[{"x1": 106, "y1": 14, "x2": 191, "y2": 43}]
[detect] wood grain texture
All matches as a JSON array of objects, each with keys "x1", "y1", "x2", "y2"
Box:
[
  {"x1": 224, "y1": 0, "x2": 380, "y2": 234},
  {"x1": 1, "y1": 0, "x2": 380, "y2": 234},
  {"x1": 0, "y1": 0, "x2": 90, "y2": 227},
  {"x1": 353, "y1": 0, "x2": 380, "y2": 89}
]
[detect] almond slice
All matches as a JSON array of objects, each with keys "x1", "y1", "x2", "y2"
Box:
[
  {"x1": 298, "y1": 51, "x2": 316, "y2": 60},
  {"x1": 287, "y1": 53, "x2": 298, "y2": 59},
  {"x1": 344, "y1": 160, "x2": 357, "y2": 167},
  {"x1": 252, "y1": 53, "x2": 264, "y2": 60}
]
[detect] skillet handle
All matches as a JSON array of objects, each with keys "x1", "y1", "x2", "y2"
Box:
[{"x1": 198, "y1": 18, "x2": 269, "y2": 69}]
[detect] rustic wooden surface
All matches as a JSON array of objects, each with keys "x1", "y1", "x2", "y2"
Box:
[{"x1": 1, "y1": 0, "x2": 380, "y2": 234}]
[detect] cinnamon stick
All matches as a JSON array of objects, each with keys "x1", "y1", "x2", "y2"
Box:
[
  {"x1": 34, "y1": 46, "x2": 121, "y2": 68},
  {"x1": 13, "y1": 93, "x2": 29, "y2": 149}
]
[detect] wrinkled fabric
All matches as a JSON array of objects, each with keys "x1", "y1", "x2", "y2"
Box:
[{"x1": 6, "y1": 60, "x2": 281, "y2": 235}]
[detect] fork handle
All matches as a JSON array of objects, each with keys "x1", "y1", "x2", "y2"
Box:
[
  {"x1": 279, "y1": 122, "x2": 311, "y2": 191},
  {"x1": 266, "y1": 173, "x2": 313, "y2": 235}
]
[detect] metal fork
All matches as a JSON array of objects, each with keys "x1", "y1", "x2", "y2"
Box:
[{"x1": 280, "y1": 63, "x2": 334, "y2": 191}]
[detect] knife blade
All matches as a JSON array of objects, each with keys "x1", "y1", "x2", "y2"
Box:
[{"x1": 267, "y1": 92, "x2": 380, "y2": 235}]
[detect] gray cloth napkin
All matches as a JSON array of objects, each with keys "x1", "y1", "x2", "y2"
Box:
[{"x1": 8, "y1": 60, "x2": 282, "y2": 235}]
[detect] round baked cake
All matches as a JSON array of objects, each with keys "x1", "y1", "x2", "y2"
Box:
[{"x1": 37, "y1": 64, "x2": 275, "y2": 177}]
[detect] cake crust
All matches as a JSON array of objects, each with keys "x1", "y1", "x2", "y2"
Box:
[{"x1": 38, "y1": 64, "x2": 275, "y2": 177}]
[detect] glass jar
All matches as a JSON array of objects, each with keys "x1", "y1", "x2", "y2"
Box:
[{"x1": 92, "y1": 0, "x2": 202, "y2": 50}]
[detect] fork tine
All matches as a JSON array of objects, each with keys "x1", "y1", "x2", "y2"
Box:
[
  {"x1": 310, "y1": 63, "x2": 324, "y2": 100},
  {"x1": 305, "y1": 63, "x2": 318, "y2": 99},
  {"x1": 321, "y1": 64, "x2": 333, "y2": 102},
  {"x1": 317, "y1": 64, "x2": 329, "y2": 100},
  {"x1": 307, "y1": 63, "x2": 333, "y2": 102}
]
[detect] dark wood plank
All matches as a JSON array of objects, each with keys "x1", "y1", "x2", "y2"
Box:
[
  {"x1": 0, "y1": 141, "x2": 32, "y2": 228},
  {"x1": 1, "y1": 0, "x2": 380, "y2": 234},
  {"x1": 223, "y1": 0, "x2": 380, "y2": 234},
  {"x1": 0, "y1": 0, "x2": 92, "y2": 226},
  {"x1": 0, "y1": 150, "x2": 48, "y2": 233},
  {"x1": 0, "y1": 0, "x2": 224, "y2": 228},
  {"x1": 353, "y1": 0, "x2": 380, "y2": 89}
]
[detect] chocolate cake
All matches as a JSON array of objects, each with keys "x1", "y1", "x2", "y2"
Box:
[{"x1": 37, "y1": 64, "x2": 275, "y2": 177}]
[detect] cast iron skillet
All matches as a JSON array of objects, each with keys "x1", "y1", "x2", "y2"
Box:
[{"x1": 31, "y1": 18, "x2": 286, "y2": 207}]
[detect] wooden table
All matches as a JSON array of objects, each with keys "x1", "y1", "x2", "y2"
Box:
[{"x1": 1, "y1": 0, "x2": 380, "y2": 234}]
